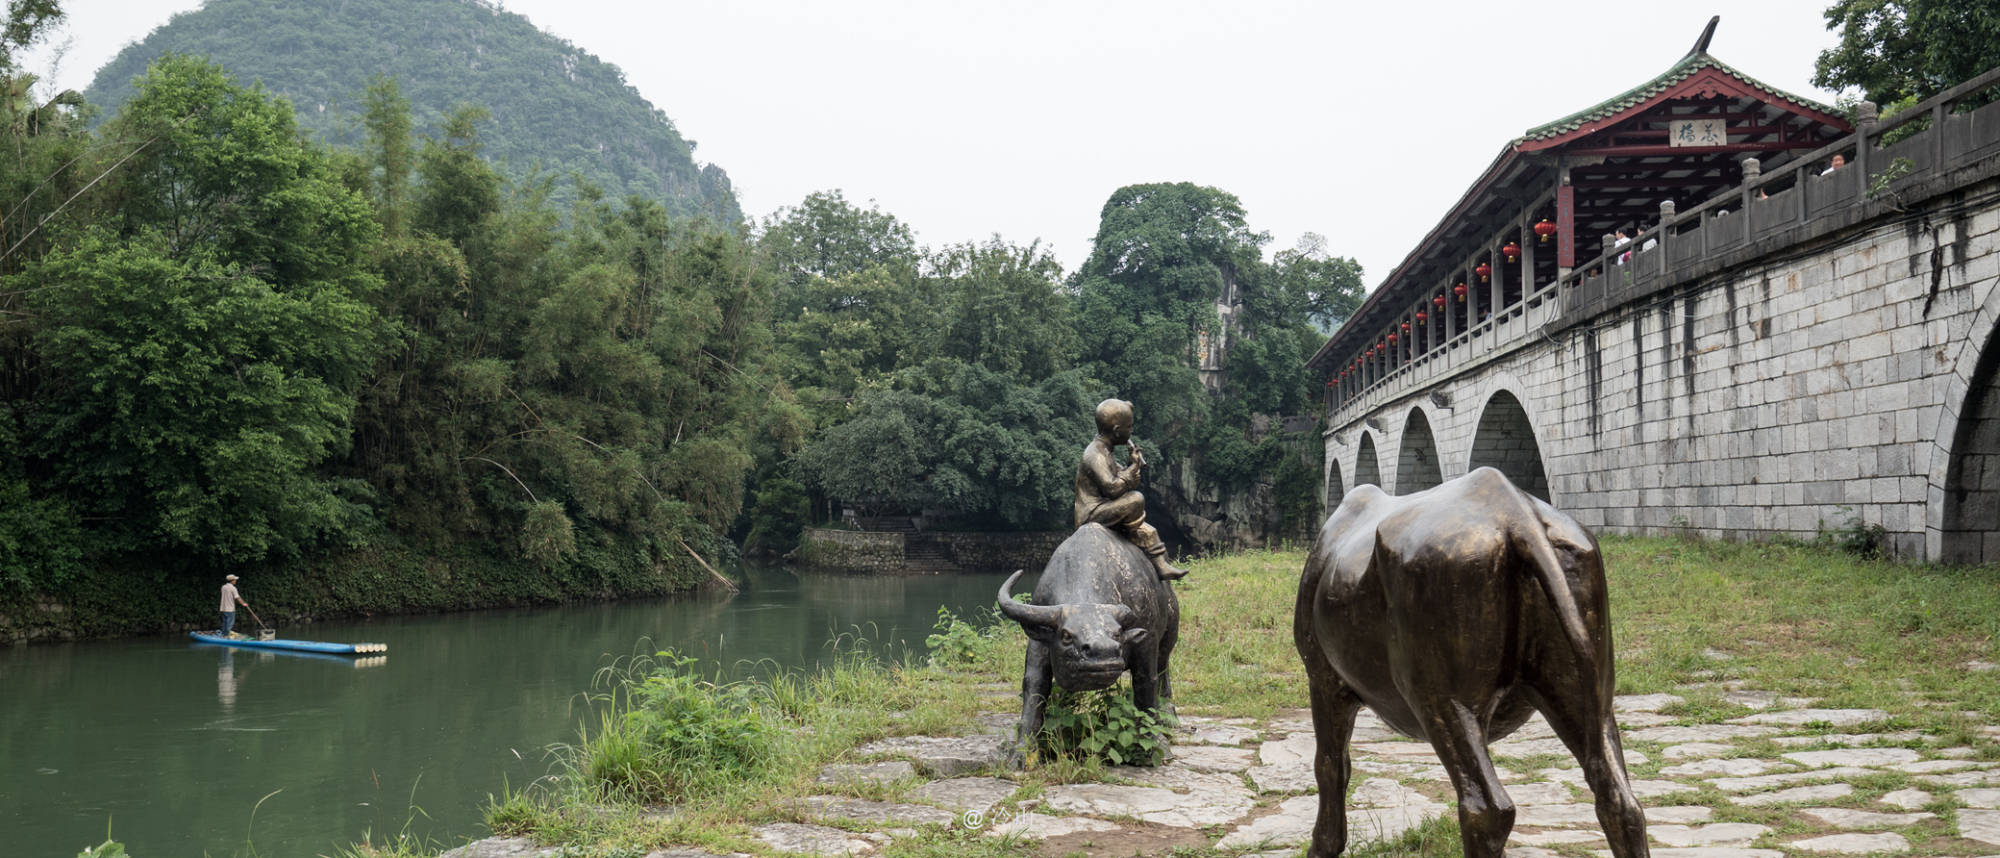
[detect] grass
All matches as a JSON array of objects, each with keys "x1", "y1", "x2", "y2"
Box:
[{"x1": 371, "y1": 534, "x2": 2000, "y2": 857}]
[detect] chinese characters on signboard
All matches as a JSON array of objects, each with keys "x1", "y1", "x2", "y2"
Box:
[{"x1": 1668, "y1": 118, "x2": 1729, "y2": 147}]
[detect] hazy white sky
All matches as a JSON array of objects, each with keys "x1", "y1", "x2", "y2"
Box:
[{"x1": 26, "y1": 0, "x2": 1847, "y2": 287}]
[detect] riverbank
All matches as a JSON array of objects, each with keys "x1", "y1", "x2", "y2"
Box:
[
  {"x1": 0, "y1": 536, "x2": 717, "y2": 644},
  {"x1": 419, "y1": 537, "x2": 2000, "y2": 858}
]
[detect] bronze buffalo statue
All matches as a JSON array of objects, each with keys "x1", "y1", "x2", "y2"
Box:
[
  {"x1": 998, "y1": 522, "x2": 1179, "y2": 766},
  {"x1": 1295, "y1": 467, "x2": 1648, "y2": 858}
]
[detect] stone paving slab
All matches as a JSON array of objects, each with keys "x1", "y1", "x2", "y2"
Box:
[
  {"x1": 1593, "y1": 849, "x2": 1783, "y2": 858},
  {"x1": 1647, "y1": 806, "x2": 1716, "y2": 824},
  {"x1": 1616, "y1": 693, "x2": 1686, "y2": 711},
  {"x1": 909, "y1": 777, "x2": 1016, "y2": 815},
  {"x1": 796, "y1": 795, "x2": 958, "y2": 827},
  {"x1": 1259, "y1": 732, "x2": 1317, "y2": 765},
  {"x1": 1665, "y1": 742, "x2": 1738, "y2": 760},
  {"x1": 1918, "y1": 769, "x2": 2000, "y2": 787},
  {"x1": 1879, "y1": 787, "x2": 1932, "y2": 808},
  {"x1": 1730, "y1": 783, "x2": 1853, "y2": 806},
  {"x1": 1247, "y1": 761, "x2": 1314, "y2": 793},
  {"x1": 1767, "y1": 731, "x2": 1926, "y2": 747},
  {"x1": 1963, "y1": 787, "x2": 2000, "y2": 808},
  {"x1": 1167, "y1": 744, "x2": 1255, "y2": 772},
  {"x1": 979, "y1": 811, "x2": 1120, "y2": 840},
  {"x1": 1893, "y1": 758, "x2": 1990, "y2": 772},
  {"x1": 1789, "y1": 832, "x2": 1911, "y2": 853},
  {"x1": 1710, "y1": 765, "x2": 1876, "y2": 792},
  {"x1": 1182, "y1": 723, "x2": 1261, "y2": 745},
  {"x1": 1661, "y1": 757, "x2": 1790, "y2": 777},
  {"x1": 1799, "y1": 807, "x2": 1934, "y2": 828},
  {"x1": 439, "y1": 838, "x2": 567, "y2": 858},
  {"x1": 851, "y1": 734, "x2": 1008, "y2": 776},
  {"x1": 1782, "y1": 747, "x2": 1921, "y2": 768},
  {"x1": 1728, "y1": 708, "x2": 1889, "y2": 727},
  {"x1": 1512, "y1": 829, "x2": 1607, "y2": 846},
  {"x1": 816, "y1": 760, "x2": 916, "y2": 787},
  {"x1": 755, "y1": 822, "x2": 883, "y2": 856},
  {"x1": 1628, "y1": 724, "x2": 1781, "y2": 743},
  {"x1": 1214, "y1": 794, "x2": 1319, "y2": 849},
  {"x1": 1963, "y1": 808, "x2": 2000, "y2": 846},
  {"x1": 1649, "y1": 822, "x2": 1769, "y2": 847}
]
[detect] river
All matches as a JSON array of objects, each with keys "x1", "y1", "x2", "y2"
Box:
[{"x1": 0, "y1": 562, "x2": 1018, "y2": 857}]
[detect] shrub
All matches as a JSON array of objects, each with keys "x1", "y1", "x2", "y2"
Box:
[
  {"x1": 578, "y1": 650, "x2": 779, "y2": 802},
  {"x1": 1039, "y1": 681, "x2": 1176, "y2": 766}
]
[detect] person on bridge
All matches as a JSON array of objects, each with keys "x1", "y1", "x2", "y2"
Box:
[
  {"x1": 1075, "y1": 398, "x2": 1188, "y2": 581},
  {"x1": 218, "y1": 574, "x2": 249, "y2": 638}
]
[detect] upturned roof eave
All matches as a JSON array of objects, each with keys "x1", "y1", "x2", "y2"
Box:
[{"x1": 1307, "y1": 51, "x2": 1850, "y2": 372}]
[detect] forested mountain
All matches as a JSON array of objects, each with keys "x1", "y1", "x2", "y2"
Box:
[{"x1": 83, "y1": 0, "x2": 740, "y2": 223}]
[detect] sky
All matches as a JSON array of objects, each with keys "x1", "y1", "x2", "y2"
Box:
[{"x1": 23, "y1": 0, "x2": 1849, "y2": 289}]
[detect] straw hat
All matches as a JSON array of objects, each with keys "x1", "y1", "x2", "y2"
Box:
[{"x1": 225, "y1": 574, "x2": 239, "y2": 581}]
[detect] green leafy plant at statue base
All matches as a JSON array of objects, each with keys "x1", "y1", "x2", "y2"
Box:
[{"x1": 1038, "y1": 681, "x2": 1177, "y2": 767}]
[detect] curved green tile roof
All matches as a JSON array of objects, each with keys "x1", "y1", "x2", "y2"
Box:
[{"x1": 1514, "y1": 53, "x2": 1841, "y2": 144}]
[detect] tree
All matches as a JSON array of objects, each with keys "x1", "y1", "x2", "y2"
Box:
[
  {"x1": 1813, "y1": 0, "x2": 2000, "y2": 107},
  {"x1": 0, "y1": 0, "x2": 62, "y2": 75},
  {"x1": 23, "y1": 56, "x2": 384, "y2": 562},
  {"x1": 921, "y1": 238, "x2": 1076, "y2": 381},
  {"x1": 362, "y1": 75, "x2": 414, "y2": 237},
  {"x1": 798, "y1": 363, "x2": 1095, "y2": 529},
  {"x1": 1072, "y1": 182, "x2": 1267, "y2": 435}
]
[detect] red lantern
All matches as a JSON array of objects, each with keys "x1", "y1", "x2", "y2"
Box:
[
  {"x1": 1454, "y1": 282, "x2": 1468, "y2": 302},
  {"x1": 1433, "y1": 294, "x2": 1446, "y2": 309},
  {"x1": 1475, "y1": 261, "x2": 1493, "y2": 282},
  {"x1": 1502, "y1": 242, "x2": 1521, "y2": 263},
  {"x1": 1401, "y1": 322, "x2": 1411, "y2": 333},
  {"x1": 1415, "y1": 311, "x2": 1428, "y2": 323},
  {"x1": 1387, "y1": 333, "x2": 1398, "y2": 344},
  {"x1": 1534, "y1": 218, "x2": 1558, "y2": 243}
]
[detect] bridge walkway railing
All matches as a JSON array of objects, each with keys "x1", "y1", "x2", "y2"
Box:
[{"x1": 1326, "y1": 65, "x2": 2000, "y2": 433}]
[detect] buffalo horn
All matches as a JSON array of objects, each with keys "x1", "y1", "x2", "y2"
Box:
[{"x1": 996, "y1": 569, "x2": 1061, "y2": 628}]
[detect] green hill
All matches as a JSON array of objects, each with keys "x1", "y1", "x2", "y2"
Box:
[{"x1": 84, "y1": 0, "x2": 741, "y2": 223}]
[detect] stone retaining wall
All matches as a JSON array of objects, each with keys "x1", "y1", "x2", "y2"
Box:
[
  {"x1": 933, "y1": 531, "x2": 1067, "y2": 572},
  {"x1": 795, "y1": 529, "x2": 904, "y2": 572},
  {"x1": 796, "y1": 529, "x2": 1066, "y2": 574}
]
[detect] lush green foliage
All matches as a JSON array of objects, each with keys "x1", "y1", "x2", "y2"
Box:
[
  {"x1": 1813, "y1": 0, "x2": 2000, "y2": 106},
  {"x1": 83, "y1": 0, "x2": 740, "y2": 223},
  {"x1": 1039, "y1": 681, "x2": 1177, "y2": 766},
  {"x1": 0, "y1": 51, "x2": 775, "y2": 628},
  {"x1": 1071, "y1": 183, "x2": 1352, "y2": 523},
  {"x1": 578, "y1": 651, "x2": 781, "y2": 803},
  {"x1": 27, "y1": 55, "x2": 385, "y2": 562}
]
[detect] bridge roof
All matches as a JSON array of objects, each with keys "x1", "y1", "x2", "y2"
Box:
[
  {"x1": 1308, "y1": 37, "x2": 1851, "y2": 373},
  {"x1": 1514, "y1": 52, "x2": 1843, "y2": 148}
]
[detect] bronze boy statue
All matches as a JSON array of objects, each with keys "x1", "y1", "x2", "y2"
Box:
[{"x1": 1074, "y1": 398, "x2": 1187, "y2": 581}]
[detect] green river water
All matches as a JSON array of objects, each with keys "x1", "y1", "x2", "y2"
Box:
[{"x1": 0, "y1": 562, "x2": 1018, "y2": 857}]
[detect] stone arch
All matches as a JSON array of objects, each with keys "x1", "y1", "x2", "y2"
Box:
[
  {"x1": 1935, "y1": 313, "x2": 2000, "y2": 563},
  {"x1": 1927, "y1": 277, "x2": 2000, "y2": 561},
  {"x1": 1354, "y1": 431, "x2": 1383, "y2": 488},
  {"x1": 1469, "y1": 388, "x2": 1551, "y2": 501},
  {"x1": 1324, "y1": 457, "x2": 1346, "y2": 511},
  {"x1": 1396, "y1": 407, "x2": 1445, "y2": 494}
]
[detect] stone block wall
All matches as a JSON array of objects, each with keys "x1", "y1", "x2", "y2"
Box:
[
  {"x1": 796, "y1": 528, "x2": 1068, "y2": 574},
  {"x1": 935, "y1": 531, "x2": 1067, "y2": 572},
  {"x1": 1324, "y1": 175, "x2": 2000, "y2": 561},
  {"x1": 795, "y1": 529, "x2": 904, "y2": 572}
]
